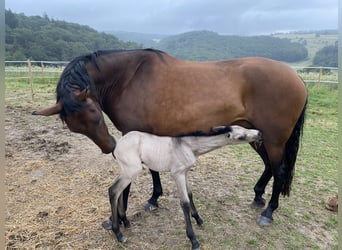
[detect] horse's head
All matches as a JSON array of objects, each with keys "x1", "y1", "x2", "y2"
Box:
[{"x1": 32, "y1": 88, "x2": 116, "y2": 154}]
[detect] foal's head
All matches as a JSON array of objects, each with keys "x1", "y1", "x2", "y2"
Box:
[{"x1": 212, "y1": 125, "x2": 262, "y2": 143}]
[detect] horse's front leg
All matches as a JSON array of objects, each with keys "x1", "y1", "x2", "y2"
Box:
[{"x1": 144, "y1": 169, "x2": 163, "y2": 211}]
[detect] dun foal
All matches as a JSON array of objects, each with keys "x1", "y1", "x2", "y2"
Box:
[{"x1": 109, "y1": 125, "x2": 262, "y2": 250}]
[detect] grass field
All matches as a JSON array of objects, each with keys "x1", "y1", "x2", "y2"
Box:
[{"x1": 5, "y1": 72, "x2": 338, "y2": 249}]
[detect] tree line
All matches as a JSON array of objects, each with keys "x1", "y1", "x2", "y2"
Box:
[
  {"x1": 154, "y1": 30, "x2": 308, "y2": 62},
  {"x1": 312, "y1": 41, "x2": 338, "y2": 67},
  {"x1": 5, "y1": 10, "x2": 141, "y2": 61}
]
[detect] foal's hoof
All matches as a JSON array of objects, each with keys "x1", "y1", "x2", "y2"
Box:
[
  {"x1": 196, "y1": 217, "x2": 204, "y2": 226},
  {"x1": 256, "y1": 215, "x2": 273, "y2": 226},
  {"x1": 192, "y1": 241, "x2": 200, "y2": 250},
  {"x1": 102, "y1": 219, "x2": 113, "y2": 230},
  {"x1": 117, "y1": 234, "x2": 127, "y2": 243},
  {"x1": 144, "y1": 202, "x2": 158, "y2": 211},
  {"x1": 122, "y1": 219, "x2": 131, "y2": 228}
]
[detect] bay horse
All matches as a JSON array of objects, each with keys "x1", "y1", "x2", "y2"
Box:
[
  {"x1": 32, "y1": 49, "x2": 307, "y2": 233},
  {"x1": 110, "y1": 125, "x2": 262, "y2": 248}
]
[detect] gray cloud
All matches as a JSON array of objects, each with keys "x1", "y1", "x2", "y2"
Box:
[{"x1": 5, "y1": 0, "x2": 338, "y2": 35}]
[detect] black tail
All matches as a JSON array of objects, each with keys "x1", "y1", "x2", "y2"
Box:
[{"x1": 281, "y1": 98, "x2": 307, "y2": 196}]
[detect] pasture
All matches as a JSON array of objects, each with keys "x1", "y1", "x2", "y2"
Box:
[{"x1": 5, "y1": 70, "x2": 338, "y2": 249}]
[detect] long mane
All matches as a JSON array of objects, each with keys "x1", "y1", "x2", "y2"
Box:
[
  {"x1": 56, "y1": 53, "x2": 98, "y2": 121},
  {"x1": 56, "y1": 49, "x2": 166, "y2": 121}
]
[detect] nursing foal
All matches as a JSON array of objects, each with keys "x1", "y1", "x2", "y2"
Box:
[{"x1": 109, "y1": 125, "x2": 262, "y2": 249}]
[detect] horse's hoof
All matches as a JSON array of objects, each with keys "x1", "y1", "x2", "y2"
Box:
[
  {"x1": 144, "y1": 202, "x2": 158, "y2": 211},
  {"x1": 251, "y1": 199, "x2": 266, "y2": 209},
  {"x1": 256, "y1": 215, "x2": 273, "y2": 226},
  {"x1": 102, "y1": 219, "x2": 112, "y2": 230}
]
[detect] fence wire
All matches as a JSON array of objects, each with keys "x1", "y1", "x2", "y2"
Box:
[{"x1": 4, "y1": 60, "x2": 339, "y2": 84}]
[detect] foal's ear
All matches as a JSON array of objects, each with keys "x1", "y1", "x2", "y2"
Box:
[
  {"x1": 211, "y1": 125, "x2": 232, "y2": 135},
  {"x1": 74, "y1": 88, "x2": 89, "y2": 102},
  {"x1": 211, "y1": 126, "x2": 228, "y2": 133}
]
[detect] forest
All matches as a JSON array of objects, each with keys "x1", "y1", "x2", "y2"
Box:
[
  {"x1": 5, "y1": 10, "x2": 141, "y2": 61},
  {"x1": 154, "y1": 30, "x2": 308, "y2": 62},
  {"x1": 312, "y1": 42, "x2": 338, "y2": 67},
  {"x1": 5, "y1": 10, "x2": 337, "y2": 66}
]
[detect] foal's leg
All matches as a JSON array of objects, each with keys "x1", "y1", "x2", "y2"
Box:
[
  {"x1": 108, "y1": 175, "x2": 132, "y2": 243},
  {"x1": 103, "y1": 182, "x2": 131, "y2": 230},
  {"x1": 186, "y1": 174, "x2": 203, "y2": 226},
  {"x1": 144, "y1": 169, "x2": 163, "y2": 211},
  {"x1": 172, "y1": 171, "x2": 200, "y2": 250}
]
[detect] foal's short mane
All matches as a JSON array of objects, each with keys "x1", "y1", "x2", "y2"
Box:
[
  {"x1": 56, "y1": 49, "x2": 165, "y2": 121},
  {"x1": 176, "y1": 126, "x2": 233, "y2": 138}
]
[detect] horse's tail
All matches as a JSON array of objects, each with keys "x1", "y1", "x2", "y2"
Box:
[{"x1": 281, "y1": 98, "x2": 307, "y2": 196}]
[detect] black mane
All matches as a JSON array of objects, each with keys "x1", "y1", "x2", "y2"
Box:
[{"x1": 56, "y1": 53, "x2": 98, "y2": 121}]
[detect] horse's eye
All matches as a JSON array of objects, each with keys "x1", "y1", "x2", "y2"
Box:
[{"x1": 227, "y1": 133, "x2": 231, "y2": 138}]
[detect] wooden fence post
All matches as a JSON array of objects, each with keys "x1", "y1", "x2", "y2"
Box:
[
  {"x1": 317, "y1": 67, "x2": 322, "y2": 85},
  {"x1": 27, "y1": 59, "x2": 34, "y2": 101}
]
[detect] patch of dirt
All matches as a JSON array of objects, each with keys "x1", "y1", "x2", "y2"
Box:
[{"x1": 5, "y1": 105, "x2": 337, "y2": 249}]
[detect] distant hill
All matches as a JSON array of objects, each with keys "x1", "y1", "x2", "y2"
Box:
[
  {"x1": 5, "y1": 10, "x2": 141, "y2": 61},
  {"x1": 272, "y1": 30, "x2": 337, "y2": 66},
  {"x1": 108, "y1": 31, "x2": 168, "y2": 48},
  {"x1": 153, "y1": 30, "x2": 308, "y2": 62},
  {"x1": 109, "y1": 30, "x2": 338, "y2": 65}
]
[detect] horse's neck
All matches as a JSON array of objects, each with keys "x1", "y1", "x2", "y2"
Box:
[
  {"x1": 182, "y1": 135, "x2": 229, "y2": 156},
  {"x1": 91, "y1": 53, "x2": 140, "y2": 106}
]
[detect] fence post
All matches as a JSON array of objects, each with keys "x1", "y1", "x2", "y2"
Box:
[
  {"x1": 317, "y1": 67, "x2": 322, "y2": 85},
  {"x1": 27, "y1": 59, "x2": 34, "y2": 101}
]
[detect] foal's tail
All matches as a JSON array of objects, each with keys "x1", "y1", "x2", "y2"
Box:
[{"x1": 281, "y1": 98, "x2": 307, "y2": 197}]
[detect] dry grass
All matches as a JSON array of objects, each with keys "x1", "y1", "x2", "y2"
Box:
[{"x1": 5, "y1": 82, "x2": 338, "y2": 249}]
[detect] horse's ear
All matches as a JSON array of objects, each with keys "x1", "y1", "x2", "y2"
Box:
[
  {"x1": 32, "y1": 102, "x2": 62, "y2": 116},
  {"x1": 74, "y1": 88, "x2": 89, "y2": 102}
]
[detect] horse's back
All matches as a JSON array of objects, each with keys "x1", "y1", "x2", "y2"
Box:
[
  {"x1": 143, "y1": 56, "x2": 306, "y2": 136},
  {"x1": 103, "y1": 51, "x2": 307, "y2": 141}
]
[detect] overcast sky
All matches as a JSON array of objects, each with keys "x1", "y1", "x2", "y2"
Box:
[{"x1": 5, "y1": 0, "x2": 338, "y2": 35}]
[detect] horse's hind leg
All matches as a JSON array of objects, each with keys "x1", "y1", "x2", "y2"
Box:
[
  {"x1": 256, "y1": 143, "x2": 286, "y2": 226},
  {"x1": 144, "y1": 169, "x2": 163, "y2": 211},
  {"x1": 251, "y1": 143, "x2": 272, "y2": 208}
]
